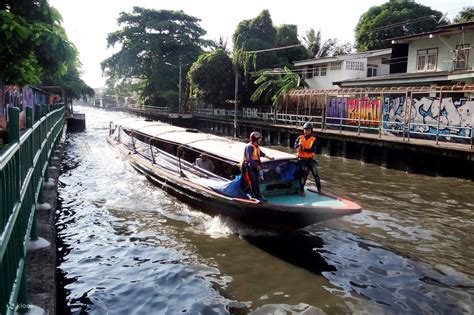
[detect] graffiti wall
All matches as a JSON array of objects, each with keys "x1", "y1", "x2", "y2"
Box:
[
  {"x1": 326, "y1": 95, "x2": 473, "y2": 139},
  {"x1": 0, "y1": 85, "x2": 51, "y2": 131},
  {"x1": 327, "y1": 97, "x2": 381, "y2": 127},
  {"x1": 383, "y1": 96, "x2": 473, "y2": 138}
]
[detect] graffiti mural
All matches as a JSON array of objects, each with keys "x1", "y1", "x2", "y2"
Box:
[
  {"x1": 243, "y1": 107, "x2": 258, "y2": 119},
  {"x1": 1, "y1": 85, "x2": 23, "y2": 130},
  {"x1": 0, "y1": 85, "x2": 52, "y2": 131},
  {"x1": 327, "y1": 97, "x2": 381, "y2": 127},
  {"x1": 383, "y1": 96, "x2": 473, "y2": 138}
]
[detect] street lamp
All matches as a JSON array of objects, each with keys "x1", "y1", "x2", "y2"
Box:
[{"x1": 165, "y1": 60, "x2": 182, "y2": 114}]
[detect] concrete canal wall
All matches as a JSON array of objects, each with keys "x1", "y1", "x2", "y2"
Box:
[{"x1": 129, "y1": 108, "x2": 474, "y2": 180}]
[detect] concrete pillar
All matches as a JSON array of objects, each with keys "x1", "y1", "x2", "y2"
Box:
[
  {"x1": 322, "y1": 139, "x2": 332, "y2": 156},
  {"x1": 381, "y1": 148, "x2": 389, "y2": 168},
  {"x1": 281, "y1": 132, "x2": 290, "y2": 147},
  {"x1": 342, "y1": 141, "x2": 348, "y2": 159},
  {"x1": 360, "y1": 145, "x2": 367, "y2": 163},
  {"x1": 264, "y1": 129, "x2": 271, "y2": 145},
  {"x1": 407, "y1": 151, "x2": 415, "y2": 174},
  {"x1": 241, "y1": 126, "x2": 247, "y2": 140}
]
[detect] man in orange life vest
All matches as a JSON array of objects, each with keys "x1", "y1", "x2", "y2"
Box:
[
  {"x1": 295, "y1": 122, "x2": 321, "y2": 196},
  {"x1": 242, "y1": 131, "x2": 274, "y2": 202}
]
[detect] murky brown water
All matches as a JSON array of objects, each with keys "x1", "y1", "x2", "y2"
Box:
[{"x1": 57, "y1": 106, "x2": 474, "y2": 314}]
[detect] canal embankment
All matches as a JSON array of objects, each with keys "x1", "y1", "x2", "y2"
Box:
[{"x1": 128, "y1": 107, "x2": 474, "y2": 180}]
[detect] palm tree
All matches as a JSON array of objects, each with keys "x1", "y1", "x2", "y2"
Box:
[
  {"x1": 251, "y1": 67, "x2": 307, "y2": 106},
  {"x1": 303, "y1": 28, "x2": 352, "y2": 58},
  {"x1": 303, "y1": 28, "x2": 321, "y2": 57}
]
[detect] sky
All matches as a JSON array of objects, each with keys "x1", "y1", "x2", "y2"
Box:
[{"x1": 48, "y1": 0, "x2": 469, "y2": 88}]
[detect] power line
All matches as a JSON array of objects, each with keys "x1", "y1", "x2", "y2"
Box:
[
  {"x1": 245, "y1": 44, "x2": 304, "y2": 54},
  {"x1": 355, "y1": 7, "x2": 467, "y2": 37}
]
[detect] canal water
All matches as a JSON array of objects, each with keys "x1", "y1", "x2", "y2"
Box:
[{"x1": 57, "y1": 106, "x2": 474, "y2": 314}]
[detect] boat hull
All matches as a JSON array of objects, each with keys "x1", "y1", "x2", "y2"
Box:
[{"x1": 107, "y1": 137, "x2": 361, "y2": 231}]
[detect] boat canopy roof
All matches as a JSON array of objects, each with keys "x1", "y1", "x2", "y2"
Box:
[{"x1": 115, "y1": 118, "x2": 297, "y2": 164}]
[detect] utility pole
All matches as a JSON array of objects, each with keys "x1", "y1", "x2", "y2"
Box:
[
  {"x1": 178, "y1": 59, "x2": 182, "y2": 115},
  {"x1": 165, "y1": 60, "x2": 183, "y2": 114},
  {"x1": 233, "y1": 66, "x2": 239, "y2": 137}
]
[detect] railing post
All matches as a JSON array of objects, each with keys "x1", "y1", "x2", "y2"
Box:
[
  {"x1": 7, "y1": 106, "x2": 20, "y2": 143},
  {"x1": 16, "y1": 267, "x2": 30, "y2": 313},
  {"x1": 30, "y1": 214, "x2": 39, "y2": 241},
  {"x1": 402, "y1": 92, "x2": 408, "y2": 141},
  {"x1": 407, "y1": 92, "x2": 413, "y2": 142},
  {"x1": 436, "y1": 91, "x2": 443, "y2": 144},
  {"x1": 339, "y1": 96, "x2": 343, "y2": 133},
  {"x1": 7, "y1": 107, "x2": 21, "y2": 200},
  {"x1": 35, "y1": 104, "x2": 41, "y2": 122},
  {"x1": 26, "y1": 107, "x2": 33, "y2": 129},
  {"x1": 379, "y1": 93, "x2": 384, "y2": 138},
  {"x1": 322, "y1": 92, "x2": 328, "y2": 130},
  {"x1": 471, "y1": 98, "x2": 473, "y2": 149},
  {"x1": 357, "y1": 93, "x2": 362, "y2": 135}
]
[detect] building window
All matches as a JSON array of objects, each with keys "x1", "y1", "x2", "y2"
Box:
[
  {"x1": 417, "y1": 48, "x2": 438, "y2": 71},
  {"x1": 345, "y1": 61, "x2": 364, "y2": 71},
  {"x1": 306, "y1": 65, "x2": 314, "y2": 79},
  {"x1": 367, "y1": 65, "x2": 378, "y2": 77},
  {"x1": 330, "y1": 62, "x2": 341, "y2": 70},
  {"x1": 320, "y1": 65, "x2": 327, "y2": 76},
  {"x1": 454, "y1": 44, "x2": 470, "y2": 70},
  {"x1": 314, "y1": 66, "x2": 320, "y2": 77}
]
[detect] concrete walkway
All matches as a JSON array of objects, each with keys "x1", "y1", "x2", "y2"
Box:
[{"x1": 24, "y1": 127, "x2": 66, "y2": 315}]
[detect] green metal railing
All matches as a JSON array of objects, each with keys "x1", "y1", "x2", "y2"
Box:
[{"x1": 0, "y1": 103, "x2": 65, "y2": 315}]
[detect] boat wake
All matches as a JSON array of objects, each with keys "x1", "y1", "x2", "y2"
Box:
[{"x1": 189, "y1": 215, "x2": 280, "y2": 238}]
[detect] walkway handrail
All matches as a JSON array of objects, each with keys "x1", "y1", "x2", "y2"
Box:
[
  {"x1": 191, "y1": 85, "x2": 473, "y2": 147},
  {"x1": 0, "y1": 103, "x2": 65, "y2": 315}
]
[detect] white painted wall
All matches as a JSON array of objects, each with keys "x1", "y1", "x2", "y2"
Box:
[
  {"x1": 367, "y1": 56, "x2": 390, "y2": 76},
  {"x1": 341, "y1": 58, "x2": 367, "y2": 81},
  {"x1": 407, "y1": 32, "x2": 474, "y2": 73},
  {"x1": 301, "y1": 54, "x2": 390, "y2": 89},
  {"x1": 304, "y1": 63, "x2": 341, "y2": 89}
]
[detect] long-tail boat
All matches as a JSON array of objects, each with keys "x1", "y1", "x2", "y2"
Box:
[{"x1": 106, "y1": 118, "x2": 361, "y2": 231}]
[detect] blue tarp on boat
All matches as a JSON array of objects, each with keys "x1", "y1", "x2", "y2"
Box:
[{"x1": 216, "y1": 175, "x2": 249, "y2": 198}]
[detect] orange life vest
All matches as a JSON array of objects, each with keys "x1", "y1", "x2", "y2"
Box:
[
  {"x1": 297, "y1": 135, "x2": 316, "y2": 159},
  {"x1": 242, "y1": 143, "x2": 261, "y2": 164}
]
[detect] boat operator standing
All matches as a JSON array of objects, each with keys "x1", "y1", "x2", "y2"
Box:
[
  {"x1": 295, "y1": 122, "x2": 322, "y2": 196},
  {"x1": 242, "y1": 131, "x2": 274, "y2": 202}
]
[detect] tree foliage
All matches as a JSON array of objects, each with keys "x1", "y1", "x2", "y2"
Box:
[
  {"x1": 0, "y1": 0, "x2": 78, "y2": 86},
  {"x1": 43, "y1": 64, "x2": 94, "y2": 99},
  {"x1": 303, "y1": 28, "x2": 353, "y2": 58},
  {"x1": 251, "y1": 67, "x2": 307, "y2": 106},
  {"x1": 233, "y1": 10, "x2": 278, "y2": 71},
  {"x1": 232, "y1": 10, "x2": 307, "y2": 105},
  {"x1": 454, "y1": 7, "x2": 474, "y2": 23},
  {"x1": 101, "y1": 7, "x2": 210, "y2": 106},
  {"x1": 188, "y1": 49, "x2": 234, "y2": 106},
  {"x1": 355, "y1": 0, "x2": 446, "y2": 51},
  {"x1": 275, "y1": 24, "x2": 308, "y2": 67}
]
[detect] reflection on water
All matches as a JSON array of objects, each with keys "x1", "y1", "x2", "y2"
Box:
[{"x1": 57, "y1": 107, "x2": 474, "y2": 314}]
